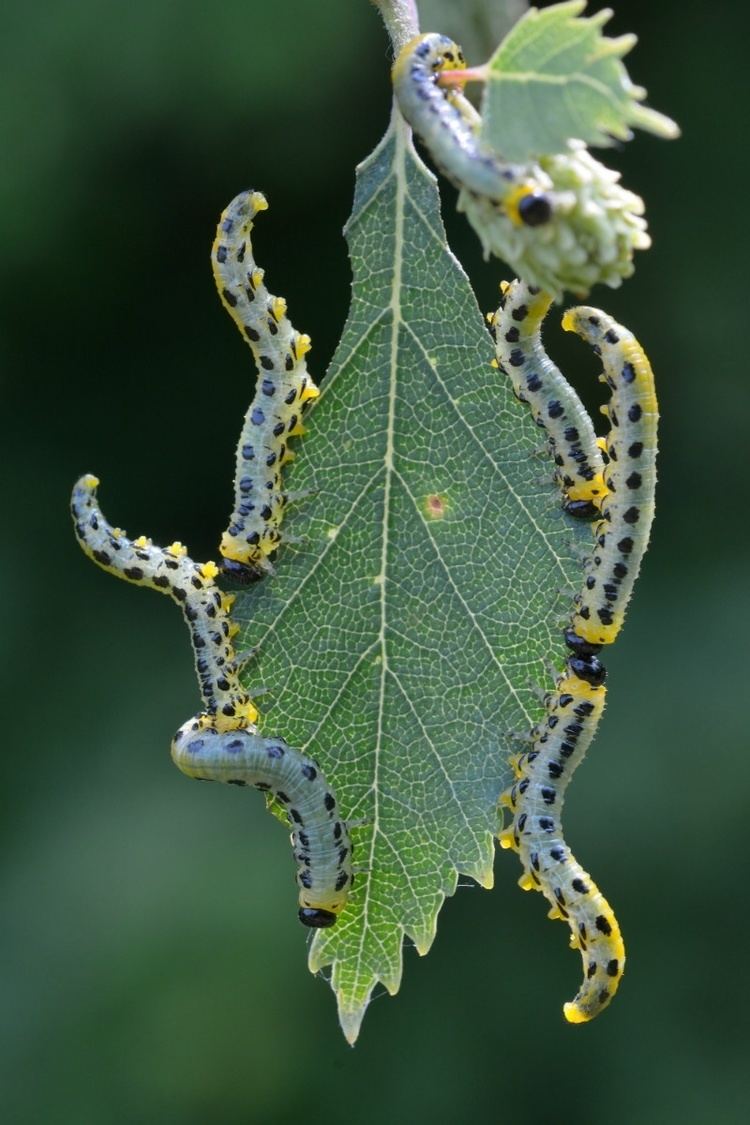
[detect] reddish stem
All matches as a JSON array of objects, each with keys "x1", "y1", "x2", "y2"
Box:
[{"x1": 438, "y1": 66, "x2": 490, "y2": 87}]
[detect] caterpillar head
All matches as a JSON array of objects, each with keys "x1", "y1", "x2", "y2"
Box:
[
  {"x1": 459, "y1": 142, "x2": 650, "y2": 299},
  {"x1": 504, "y1": 184, "x2": 554, "y2": 228},
  {"x1": 220, "y1": 557, "x2": 264, "y2": 584},
  {"x1": 431, "y1": 37, "x2": 466, "y2": 74},
  {"x1": 298, "y1": 907, "x2": 338, "y2": 928},
  {"x1": 410, "y1": 32, "x2": 467, "y2": 75}
]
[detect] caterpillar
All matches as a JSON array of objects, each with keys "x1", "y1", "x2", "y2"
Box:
[
  {"x1": 490, "y1": 278, "x2": 607, "y2": 519},
  {"x1": 391, "y1": 33, "x2": 553, "y2": 228},
  {"x1": 171, "y1": 723, "x2": 352, "y2": 927},
  {"x1": 71, "y1": 474, "x2": 257, "y2": 733},
  {"x1": 499, "y1": 655, "x2": 625, "y2": 1023},
  {"x1": 563, "y1": 307, "x2": 658, "y2": 647},
  {"x1": 212, "y1": 190, "x2": 319, "y2": 578},
  {"x1": 71, "y1": 474, "x2": 352, "y2": 926},
  {"x1": 391, "y1": 35, "x2": 652, "y2": 298}
]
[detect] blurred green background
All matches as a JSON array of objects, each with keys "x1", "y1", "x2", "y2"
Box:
[{"x1": 2, "y1": 1, "x2": 748, "y2": 1122}]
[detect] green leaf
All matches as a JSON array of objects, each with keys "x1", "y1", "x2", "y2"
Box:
[
  {"x1": 479, "y1": 0, "x2": 679, "y2": 163},
  {"x1": 234, "y1": 113, "x2": 587, "y2": 1043}
]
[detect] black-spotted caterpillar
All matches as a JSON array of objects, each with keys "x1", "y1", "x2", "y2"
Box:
[
  {"x1": 70, "y1": 186, "x2": 354, "y2": 928},
  {"x1": 212, "y1": 190, "x2": 319, "y2": 580},
  {"x1": 495, "y1": 285, "x2": 658, "y2": 1021},
  {"x1": 71, "y1": 475, "x2": 258, "y2": 734},
  {"x1": 391, "y1": 33, "x2": 658, "y2": 298},
  {"x1": 493, "y1": 283, "x2": 658, "y2": 648},
  {"x1": 171, "y1": 722, "x2": 351, "y2": 927},
  {"x1": 499, "y1": 653, "x2": 625, "y2": 1023},
  {"x1": 391, "y1": 34, "x2": 552, "y2": 228},
  {"x1": 563, "y1": 308, "x2": 658, "y2": 647},
  {"x1": 491, "y1": 279, "x2": 607, "y2": 519}
]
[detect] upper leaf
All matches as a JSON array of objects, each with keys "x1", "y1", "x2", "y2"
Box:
[
  {"x1": 232, "y1": 114, "x2": 588, "y2": 1042},
  {"x1": 479, "y1": 0, "x2": 679, "y2": 163}
]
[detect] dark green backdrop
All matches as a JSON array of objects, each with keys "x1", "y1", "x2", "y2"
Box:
[{"x1": 3, "y1": 1, "x2": 748, "y2": 1122}]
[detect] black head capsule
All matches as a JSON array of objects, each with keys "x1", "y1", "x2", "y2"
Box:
[
  {"x1": 298, "y1": 907, "x2": 337, "y2": 929},
  {"x1": 564, "y1": 628, "x2": 603, "y2": 657},
  {"x1": 220, "y1": 558, "x2": 264, "y2": 584},
  {"x1": 564, "y1": 499, "x2": 600, "y2": 519},
  {"x1": 567, "y1": 654, "x2": 607, "y2": 687},
  {"x1": 517, "y1": 192, "x2": 553, "y2": 227}
]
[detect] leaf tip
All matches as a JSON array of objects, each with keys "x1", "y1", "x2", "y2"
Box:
[{"x1": 338, "y1": 1000, "x2": 368, "y2": 1046}]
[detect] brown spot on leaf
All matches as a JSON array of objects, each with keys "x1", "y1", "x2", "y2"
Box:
[{"x1": 423, "y1": 493, "x2": 449, "y2": 520}]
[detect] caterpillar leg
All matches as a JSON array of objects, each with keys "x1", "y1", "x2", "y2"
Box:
[
  {"x1": 172, "y1": 719, "x2": 352, "y2": 926},
  {"x1": 499, "y1": 656, "x2": 625, "y2": 1022},
  {"x1": 212, "y1": 191, "x2": 319, "y2": 578},
  {"x1": 562, "y1": 307, "x2": 658, "y2": 647}
]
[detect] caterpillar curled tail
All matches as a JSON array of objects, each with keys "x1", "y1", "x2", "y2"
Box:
[
  {"x1": 490, "y1": 279, "x2": 607, "y2": 518},
  {"x1": 71, "y1": 474, "x2": 352, "y2": 926},
  {"x1": 563, "y1": 308, "x2": 658, "y2": 647},
  {"x1": 212, "y1": 190, "x2": 319, "y2": 579},
  {"x1": 171, "y1": 723, "x2": 352, "y2": 927},
  {"x1": 71, "y1": 474, "x2": 257, "y2": 732},
  {"x1": 391, "y1": 34, "x2": 553, "y2": 228},
  {"x1": 499, "y1": 657, "x2": 625, "y2": 1023}
]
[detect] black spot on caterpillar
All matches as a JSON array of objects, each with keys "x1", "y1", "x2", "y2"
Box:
[
  {"x1": 212, "y1": 191, "x2": 319, "y2": 577},
  {"x1": 391, "y1": 34, "x2": 552, "y2": 228},
  {"x1": 171, "y1": 723, "x2": 352, "y2": 924},
  {"x1": 490, "y1": 279, "x2": 607, "y2": 513},
  {"x1": 71, "y1": 474, "x2": 351, "y2": 924},
  {"x1": 562, "y1": 307, "x2": 658, "y2": 646},
  {"x1": 499, "y1": 661, "x2": 625, "y2": 1023}
]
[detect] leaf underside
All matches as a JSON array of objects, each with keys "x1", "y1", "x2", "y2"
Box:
[
  {"x1": 480, "y1": 0, "x2": 679, "y2": 163},
  {"x1": 233, "y1": 114, "x2": 588, "y2": 1043}
]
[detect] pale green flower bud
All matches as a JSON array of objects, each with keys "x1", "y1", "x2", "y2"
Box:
[{"x1": 458, "y1": 141, "x2": 650, "y2": 299}]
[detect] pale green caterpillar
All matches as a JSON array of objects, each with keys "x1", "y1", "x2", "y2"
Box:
[
  {"x1": 563, "y1": 307, "x2": 659, "y2": 647},
  {"x1": 391, "y1": 34, "x2": 552, "y2": 227},
  {"x1": 391, "y1": 33, "x2": 651, "y2": 297},
  {"x1": 495, "y1": 295, "x2": 658, "y2": 1020},
  {"x1": 492, "y1": 282, "x2": 659, "y2": 648},
  {"x1": 71, "y1": 474, "x2": 257, "y2": 733},
  {"x1": 212, "y1": 190, "x2": 319, "y2": 581},
  {"x1": 499, "y1": 657, "x2": 625, "y2": 1024},
  {"x1": 71, "y1": 474, "x2": 352, "y2": 926},
  {"x1": 171, "y1": 722, "x2": 352, "y2": 927},
  {"x1": 490, "y1": 278, "x2": 607, "y2": 518}
]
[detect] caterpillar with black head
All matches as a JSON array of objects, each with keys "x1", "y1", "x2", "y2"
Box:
[
  {"x1": 212, "y1": 190, "x2": 319, "y2": 580},
  {"x1": 490, "y1": 278, "x2": 607, "y2": 518},
  {"x1": 391, "y1": 35, "x2": 654, "y2": 298},
  {"x1": 562, "y1": 307, "x2": 658, "y2": 647},
  {"x1": 496, "y1": 299, "x2": 657, "y2": 1018},
  {"x1": 499, "y1": 654, "x2": 625, "y2": 1023},
  {"x1": 391, "y1": 33, "x2": 553, "y2": 228},
  {"x1": 71, "y1": 474, "x2": 351, "y2": 926},
  {"x1": 171, "y1": 723, "x2": 352, "y2": 927}
]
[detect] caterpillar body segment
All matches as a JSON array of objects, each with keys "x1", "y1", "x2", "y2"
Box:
[
  {"x1": 212, "y1": 190, "x2": 319, "y2": 577},
  {"x1": 563, "y1": 307, "x2": 658, "y2": 647},
  {"x1": 499, "y1": 660, "x2": 625, "y2": 1023},
  {"x1": 491, "y1": 279, "x2": 607, "y2": 511}
]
